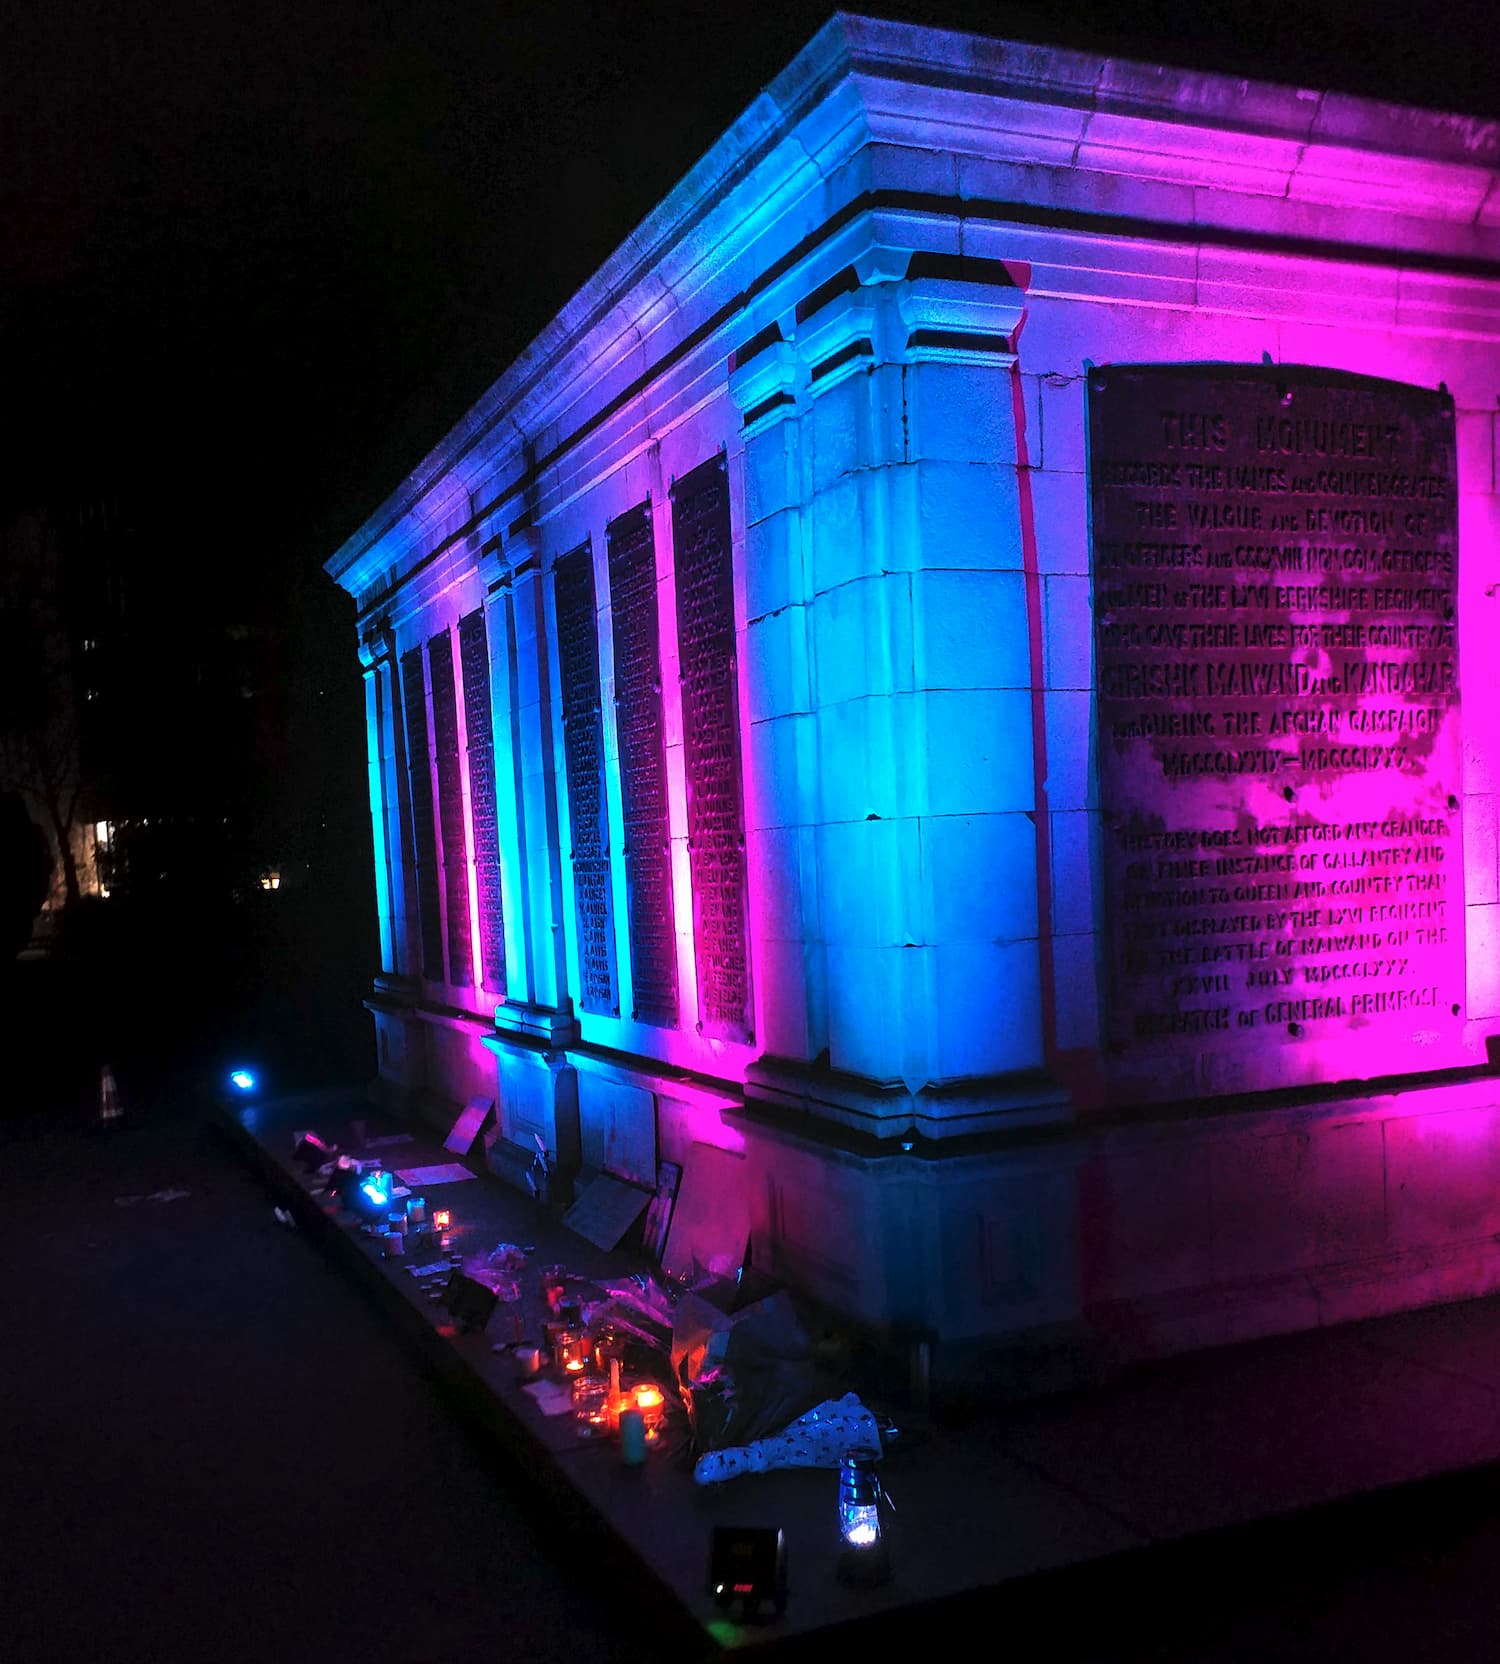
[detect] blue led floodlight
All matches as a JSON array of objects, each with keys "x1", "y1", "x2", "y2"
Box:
[{"x1": 360, "y1": 1171, "x2": 394, "y2": 1210}]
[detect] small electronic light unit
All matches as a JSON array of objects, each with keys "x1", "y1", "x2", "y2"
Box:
[
  {"x1": 228, "y1": 1068, "x2": 257, "y2": 1093},
  {"x1": 708, "y1": 1526, "x2": 786, "y2": 1622}
]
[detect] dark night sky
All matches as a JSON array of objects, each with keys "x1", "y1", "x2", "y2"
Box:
[
  {"x1": 9, "y1": 0, "x2": 1500, "y2": 581},
  {"x1": 5, "y1": 0, "x2": 1499, "y2": 817}
]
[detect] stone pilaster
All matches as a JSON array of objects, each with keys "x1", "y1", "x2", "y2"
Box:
[
  {"x1": 740, "y1": 255, "x2": 1051, "y2": 1137},
  {"x1": 889, "y1": 263, "x2": 1047, "y2": 1104},
  {"x1": 507, "y1": 531, "x2": 573, "y2": 1020},
  {"x1": 732, "y1": 332, "x2": 825, "y2": 1069},
  {"x1": 359, "y1": 625, "x2": 424, "y2": 1099},
  {"x1": 480, "y1": 533, "x2": 580, "y2": 1191},
  {"x1": 368, "y1": 621, "x2": 422, "y2": 982},
  {"x1": 359, "y1": 638, "x2": 396, "y2": 975}
]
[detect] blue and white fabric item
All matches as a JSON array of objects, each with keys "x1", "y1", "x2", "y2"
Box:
[{"x1": 692, "y1": 1392, "x2": 882, "y2": 1485}]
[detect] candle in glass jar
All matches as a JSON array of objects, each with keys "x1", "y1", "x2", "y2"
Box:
[
  {"x1": 592, "y1": 1323, "x2": 625, "y2": 1374},
  {"x1": 632, "y1": 1383, "x2": 666, "y2": 1439},
  {"x1": 571, "y1": 1373, "x2": 610, "y2": 1436}
]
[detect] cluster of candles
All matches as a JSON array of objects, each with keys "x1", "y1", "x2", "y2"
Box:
[
  {"x1": 541, "y1": 1282, "x2": 670, "y2": 1459},
  {"x1": 571, "y1": 1356, "x2": 667, "y2": 1446},
  {"x1": 370, "y1": 1190, "x2": 436, "y2": 1258}
]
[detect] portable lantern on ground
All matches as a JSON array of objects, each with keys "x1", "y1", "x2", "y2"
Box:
[{"x1": 836, "y1": 1451, "x2": 891, "y2": 1586}]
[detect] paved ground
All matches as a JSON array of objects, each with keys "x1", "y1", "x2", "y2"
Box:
[
  {"x1": 15, "y1": 1075, "x2": 1500, "y2": 1662},
  {"x1": 3, "y1": 1090, "x2": 639, "y2": 1664}
]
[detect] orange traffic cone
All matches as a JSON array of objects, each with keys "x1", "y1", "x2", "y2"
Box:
[{"x1": 97, "y1": 1064, "x2": 124, "y2": 1129}]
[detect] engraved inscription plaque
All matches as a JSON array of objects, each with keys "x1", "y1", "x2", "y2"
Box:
[
  {"x1": 400, "y1": 646, "x2": 445, "y2": 983},
  {"x1": 459, "y1": 609, "x2": 506, "y2": 996},
  {"x1": 554, "y1": 546, "x2": 618, "y2": 1017},
  {"x1": 428, "y1": 631, "x2": 473, "y2": 989},
  {"x1": 608, "y1": 503, "x2": 679, "y2": 1028},
  {"x1": 1090, "y1": 365, "x2": 1462, "y2": 1082},
  {"x1": 672, "y1": 456, "x2": 753, "y2": 1043}
]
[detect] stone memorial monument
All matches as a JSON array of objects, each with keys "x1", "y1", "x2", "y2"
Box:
[{"x1": 328, "y1": 16, "x2": 1500, "y2": 1385}]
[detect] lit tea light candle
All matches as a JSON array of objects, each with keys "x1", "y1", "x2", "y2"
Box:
[{"x1": 632, "y1": 1383, "x2": 666, "y2": 1439}]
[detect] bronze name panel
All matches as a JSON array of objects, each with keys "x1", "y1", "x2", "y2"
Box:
[
  {"x1": 1089, "y1": 364, "x2": 1462, "y2": 1081},
  {"x1": 607, "y1": 503, "x2": 679, "y2": 1029},
  {"x1": 400, "y1": 645, "x2": 445, "y2": 983},
  {"x1": 672, "y1": 456, "x2": 754, "y2": 1045},
  {"x1": 459, "y1": 608, "x2": 506, "y2": 997},
  {"x1": 429, "y1": 630, "x2": 474, "y2": 990},
  {"x1": 554, "y1": 546, "x2": 618, "y2": 1017}
]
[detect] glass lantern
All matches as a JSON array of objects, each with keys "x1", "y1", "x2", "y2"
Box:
[{"x1": 836, "y1": 1451, "x2": 891, "y2": 1585}]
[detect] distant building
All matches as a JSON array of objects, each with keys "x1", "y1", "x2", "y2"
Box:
[{"x1": 328, "y1": 17, "x2": 1500, "y2": 1383}]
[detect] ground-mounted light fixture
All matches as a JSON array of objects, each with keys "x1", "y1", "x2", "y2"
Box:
[
  {"x1": 358, "y1": 1169, "x2": 395, "y2": 1214},
  {"x1": 328, "y1": 1161, "x2": 396, "y2": 1221}
]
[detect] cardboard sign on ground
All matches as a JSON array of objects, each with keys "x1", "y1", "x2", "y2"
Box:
[
  {"x1": 444, "y1": 1097, "x2": 494, "y2": 1155},
  {"x1": 662, "y1": 1143, "x2": 750, "y2": 1281},
  {"x1": 562, "y1": 1172, "x2": 654, "y2": 1251}
]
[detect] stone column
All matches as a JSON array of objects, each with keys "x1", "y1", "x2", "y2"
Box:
[
  {"x1": 372, "y1": 623, "x2": 422, "y2": 978},
  {"x1": 731, "y1": 332, "x2": 825, "y2": 1071},
  {"x1": 478, "y1": 553, "x2": 529, "y2": 1002},
  {"x1": 741, "y1": 256, "x2": 1047, "y2": 1139},
  {"x1": 890, "y1": 264, "x2": 1047, "y2": 1110},
  {"x1": 359, "y1": 639, "x2": 396, "y2": 975},
  {"x1": 481, "y1": 533, "x2": 580, "y2": 1191},
  {"x1": 504, "y1": 531, "x2": 574, "y2": 1026},
  {"x1": 361, "y1": 622, "x2": 423, "y2": 1095}
]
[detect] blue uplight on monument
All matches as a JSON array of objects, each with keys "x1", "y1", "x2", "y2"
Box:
[{"x1": 361, "y1": 1172, "x2": 394, "y2": 1210}]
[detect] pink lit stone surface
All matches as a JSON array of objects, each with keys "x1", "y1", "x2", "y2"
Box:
[{"x1": 328, "y1": 15, "x2": 1500, "y2": 1367}]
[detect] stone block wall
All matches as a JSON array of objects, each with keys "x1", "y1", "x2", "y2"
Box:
[{"x1": 328, "y1": 16, "x2": 1500, "y2": 1374}]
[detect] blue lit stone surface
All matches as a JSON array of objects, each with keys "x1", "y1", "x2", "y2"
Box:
[{"x1": 326, "y1": 15, "x2": 1500, "y2": 1377}]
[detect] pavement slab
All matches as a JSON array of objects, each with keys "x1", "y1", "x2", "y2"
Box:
[{"x1": 217, "y1": 1084, "x2": 1500, "y2": 1654}]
